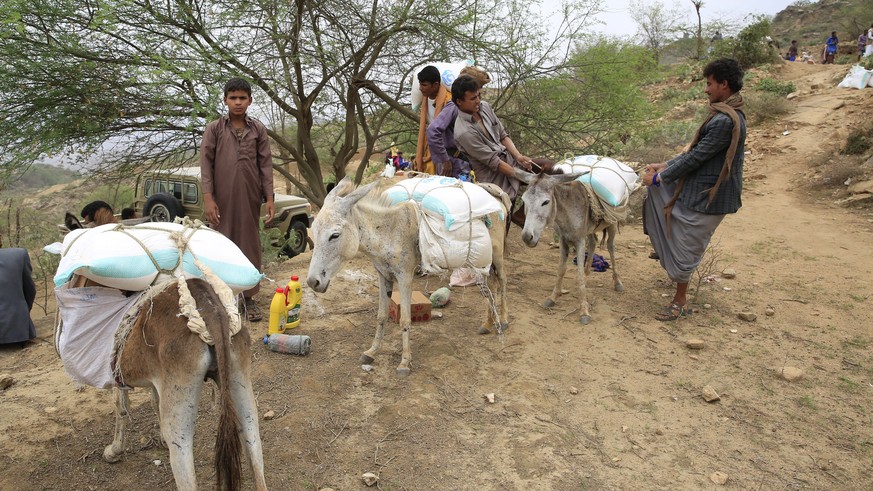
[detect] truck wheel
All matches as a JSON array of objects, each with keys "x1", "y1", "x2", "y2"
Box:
[
  {"x1": 281, "y1": 220, "x2": 308, "y2": 257},
  {"x1": 144, "y1": 193, "x2": 184, "y2": 222}
]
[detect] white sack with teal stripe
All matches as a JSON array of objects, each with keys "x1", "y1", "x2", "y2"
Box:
[
  {"x1": 555, "y1": 155, "x2": 639, "y2": 207},
  {"x1": 54, "y1": 222, "x2": 261, "y2": 293},
  {"x1": 384, "y1": 176, "x2": 503, "y2": 231}
]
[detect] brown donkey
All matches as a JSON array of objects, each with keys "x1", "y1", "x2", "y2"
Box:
[{"x1": 103, "y1": 278, "x2": 267, "y2": 490}]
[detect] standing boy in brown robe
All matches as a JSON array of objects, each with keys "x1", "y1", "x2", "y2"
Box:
[{"x1": 201, "y1": 77, "x2": 275, "y2": 321}]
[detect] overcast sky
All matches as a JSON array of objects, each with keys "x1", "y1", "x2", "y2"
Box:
[{"x1": 544, "y1": 0, "x2": 795, "y2": 37}]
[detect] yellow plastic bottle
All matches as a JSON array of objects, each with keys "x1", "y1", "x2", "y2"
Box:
[
  {"x1": 268, "y1": 287, "x2": 288, "y2": 336},
  {"x1": 284, "y1": 275, "x2": 303, "y2": 330}
]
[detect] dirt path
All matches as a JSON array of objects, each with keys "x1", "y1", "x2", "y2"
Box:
[{"x1": 2, "y1": 62, "x2": 872, "y2": 490}]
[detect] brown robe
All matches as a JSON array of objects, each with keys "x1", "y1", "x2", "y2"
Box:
[{"x1": 200, "y1": 115, "x2": 273, "y2": 297}]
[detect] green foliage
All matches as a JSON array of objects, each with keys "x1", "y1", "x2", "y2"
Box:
[
  {"x1": 7, "y1": 164, "x2": 80, "y2": 190},
  {"x1": 754, "y1": 77, "x2": 796, "y2": 96},
  {"x1": 0, "y1": 0, "x2": 602, "y2": 207},
  {"x1": 743, "y1": 91, "x2": 793, "y2": 124},
  {"x1": 710, "y1": 16, "x2": 776, "y2": 68},
  {"x1": 500, "y1": 39, "x2": 658, "y2": 158}
]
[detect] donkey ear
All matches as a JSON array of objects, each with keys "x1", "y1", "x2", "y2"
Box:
[
  {"x1": 513, "y1": 167, "x2": 534, "y2": 184},
  {"x1": 553, "y1": 172, "x2": 586, "y2": 184},
  {"x1": 336, "y1": 179, "x2": 378, "y2": 213}
]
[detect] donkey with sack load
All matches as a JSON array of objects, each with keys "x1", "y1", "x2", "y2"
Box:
[
  {"x1": 306, "y1": 176, "x2": 510, "y2": 376},
  {"x1": 514, "y1": 168, "x2": 634, "y2": 325}
]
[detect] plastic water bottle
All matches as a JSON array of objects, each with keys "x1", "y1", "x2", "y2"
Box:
[
  {"x1": 284, "y1": 276, "x2": 303, "y2": 330},
  {"x1": 263, "y1": 334, "x2": 311, "y2": 355},
  {"x1": 267, "y1": 287, "x2": 287, "y2": 336}
]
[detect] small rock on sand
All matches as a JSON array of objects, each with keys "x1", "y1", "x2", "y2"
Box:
[
  {"x1": 686, "y1": 339, "x2": 705, "y2": 350},
  {"x1": 701, "y1": 385, "x2": 720, "y2": 403},
  {"x1": 780, "y1": 367, "x2": 804, "y2": 382},
  {"x1": 738, "y1": 312, "x2": 757, "y2": 322},
  {"x1": 721, "y1": 268, "x2": 737, "y2": 279},
  {"x1": 362, "y1": 472, "x2": 379, "y2": 486},
  {"x1": 765, "y1": 307, "x2": 775, "y2": 316},
  {"x1": 569, "y1": 386, "x2": 579, "y2": 395},
  {"x1": 710, "y1": 471, "x2": 729, "y2": 485},
  {"x1": 264, "y1": 410, "x2": 276, "y2": 420},
  {"x1": 0, "y1": 374, "x2": 14, "y2": 390}
]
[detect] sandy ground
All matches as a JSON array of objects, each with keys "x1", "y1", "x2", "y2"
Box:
[{"x1": 2, "y1": 62, "x2": 873, "y2": 490}]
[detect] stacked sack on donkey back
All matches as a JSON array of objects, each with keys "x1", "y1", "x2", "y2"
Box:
[
  {"x1": 53, "y1": 221, "x2": 260, "y2": 389},
  {"x1": 554, "y1": 155, "x2": 640, "y2": 207},
  {"x1": 55, "y1": 221, "x2": 262, "y2": 293},
  {"x1": 384, "y1": 176, "x2": 504, "y2": 274}
]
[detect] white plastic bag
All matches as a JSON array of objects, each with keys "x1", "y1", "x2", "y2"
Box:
[{"x1": 837, "y1": 65, "x2": 872, "y2": 89}]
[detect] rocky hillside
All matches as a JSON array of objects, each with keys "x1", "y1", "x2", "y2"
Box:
[{"x1": 771, "y1": 0, "x2": 870, "y2": 50}]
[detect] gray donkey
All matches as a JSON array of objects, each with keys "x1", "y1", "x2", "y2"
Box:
[
  {"x1": 514, "y1": 169, "x2": 624, "y2": 324},
  {"x1": 306, "y1": 177, "x2": 509, "y2": 376}
]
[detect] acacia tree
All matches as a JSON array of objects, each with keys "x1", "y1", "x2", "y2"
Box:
[
  {"x1": 691, "y1": 0, "x2": 703, "y2": 59},
  {"x1": 629, "y1": 0, "x2": 683, "y2": 63},
  {"x1": 0, "y1": 0, "x2": 600, "y2": 205}
]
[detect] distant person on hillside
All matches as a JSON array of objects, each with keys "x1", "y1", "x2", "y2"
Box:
[
  {"x1": 709, "y1": 31, "x2": 722, "y2": 54},
  {"x1": 858, "y1": 32, "x2": 868, "y2": 61},
  {"x1": 200, "y1": 77, "x2": 275, "y2": 322},
  {"x1": 824, "y1": 31, "x2": 839, "y2": 64},
  {"x1": 642, "y1": 58, "x2": 746, "y2": 322},
  {"x1": 786, "y1": 40, "x2": 798, "y2": 61},
  {"x1": 866, "y1": 24, "x2": 873, "y2": 58}
]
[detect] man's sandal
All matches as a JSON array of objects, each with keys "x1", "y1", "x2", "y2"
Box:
[
  {"x1": 243, "y1": 298, "x2": 263, "y2": 322},
  {"x1": 655, "y1": 303, "x2": 690, "y2": 322}
]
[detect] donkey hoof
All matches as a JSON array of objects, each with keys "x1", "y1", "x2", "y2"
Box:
[
  {"x1": 541, "y1": 299, "x2": 556, "y2": 308},
  {"x1": 360, "y1": 353, "x2": 375, "y2": 364},
  {"x1": 498, "y1": 322, "x2": 510, "y2": 333},
  {"x1": 103, "y1": 445, "x2": 123, "y2": 463},
  {"x1": 396, "y1": 367, "x2": 411, "y2": 377},
  {"x1": 477, "y1": 326, "x2": 492, "y2": 335},
  {"x1": 615, "y1": 283, "x2": 625, "y2": 292},
  {"x1": 579, "y1": 315, "x2": 592, "y2": 325}
]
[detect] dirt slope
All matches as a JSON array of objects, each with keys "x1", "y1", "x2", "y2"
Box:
[{"x1": 2, "y1": 61, "x2": 873, "y2": 490}]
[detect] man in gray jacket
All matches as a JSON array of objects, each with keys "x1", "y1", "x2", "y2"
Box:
[{"x1": 643, "y1": 58, "x2": 746, "y2": 321}]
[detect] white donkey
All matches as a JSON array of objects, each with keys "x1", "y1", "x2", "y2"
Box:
[
  {"x1": 306, "y1": 177, "x2": 509, "y2": 376},
  {"x1": 514, "y1": 169, "x2": 624, "y2": 324}
]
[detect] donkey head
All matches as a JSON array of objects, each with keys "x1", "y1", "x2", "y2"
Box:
[
  {"x1": 514, "y1": 168, "x2": 583, "y2": 247},
  {"x1": 306, "y1": 177, "x2": 376, "y2": 293}
]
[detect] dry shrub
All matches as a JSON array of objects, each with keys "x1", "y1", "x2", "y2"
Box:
[
  {"x1": 743, "y1": 91, "x2": 792, "y2": 125},
  {"x1": 841, "y1": 129, "x2": 871, "y2": 155},
  {"x1": 808, "y1": 154, "x2": 867, "y2": 189}
]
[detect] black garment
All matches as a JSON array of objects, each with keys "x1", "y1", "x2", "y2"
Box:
[{"x1": 0, "y1": 248, "x2": 37, "y2": 344}]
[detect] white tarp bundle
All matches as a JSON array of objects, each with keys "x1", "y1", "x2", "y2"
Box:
[
  {"x1": 55, "y1": 285, "x2": 144, "y2": 389},
  {"x1": 54, "y1": 221, "x2": 261, "y2": 294},
  {"x1": 555, "y1": 155, "x2": 640, "y2": 207},
  {"x1": 837, "y1": 64, "x2": 873, "y2": 89},
  {"x1": 384, "y1": 176, "x2": 504, "y2": 230}
]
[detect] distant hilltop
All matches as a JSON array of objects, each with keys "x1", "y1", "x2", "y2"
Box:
[{"x1": 771, "y1": 0, "x2": 868, "y2": 49}]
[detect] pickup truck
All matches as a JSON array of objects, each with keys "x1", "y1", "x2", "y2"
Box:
[{"x1": 131, "y1": 167, "x2": 313, "y2": 257}]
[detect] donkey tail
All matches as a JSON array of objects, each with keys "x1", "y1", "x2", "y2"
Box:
[{"x1": 203, "y1": 283, "x2": 243, "y2": 490}]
